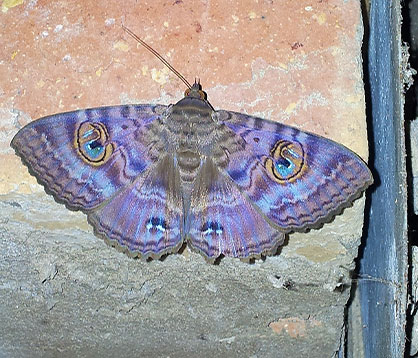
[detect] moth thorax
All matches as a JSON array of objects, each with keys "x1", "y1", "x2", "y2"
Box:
[{"x1": 177, "y1": 150, "x2": 201, "y2": 184}]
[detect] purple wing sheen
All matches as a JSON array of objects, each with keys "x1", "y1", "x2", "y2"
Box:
[
  {"x1": 88, "y1": 155, "x2": 183, "y2": 258},
  {"x1": 216, "y1": 110, "x2": 373, "y2": 231},
  {"x1": 187, "y1": 158, "x2": 285, "y2": 261},
  {"x1": 11, "y1": 104, "x2": 168, "y2": 210}
]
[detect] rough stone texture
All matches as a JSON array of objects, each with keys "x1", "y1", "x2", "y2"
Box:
[
  {"x1": 0, "y1": 0, "x2": 368, "y2": 357},
  {"x1": 411, "y1": 119, "x2": 418, "y2": 214},
  {"x1": 410, "y1": 247, "x2": 418, "y2": 356}
]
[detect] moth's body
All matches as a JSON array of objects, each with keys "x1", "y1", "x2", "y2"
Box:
[
  {"x1": 147, "y1": 86, "x2": 238, "y2": 219},
  {"x1": 166, "y1": 94, "x2": 217, "y2": 155},
  {"x1": 163, "y1": 93, "x2": 218, "y2": 189},
  {"x1": 11, "y1": 82, "x2": 373, "y2": 262}
]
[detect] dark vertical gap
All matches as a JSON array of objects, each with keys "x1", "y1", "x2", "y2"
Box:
[
  {"x1": 405, "y1": 0, "x2": 418, "y2": 246},
  {"x1": 403, "y1": 0, "x2": 418, "y2": 356}
]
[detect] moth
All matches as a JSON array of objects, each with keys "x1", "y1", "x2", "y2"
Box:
[{"x1": 11, "y1": 27, "x2": 373, "y2": 262}]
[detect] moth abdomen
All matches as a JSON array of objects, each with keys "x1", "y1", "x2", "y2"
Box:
[{"x1": 176, "y1": 150, "x2": 202, "y2": 185}]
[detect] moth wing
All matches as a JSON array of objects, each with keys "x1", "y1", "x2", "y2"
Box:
[
  {"x1": 214, "y1": 110, "x2": 373, "y2": 231},
  {"x1": 88, "y1": 154, "x2": 184, "y2": 258},
  {"x1": 187, "y1": 158, "x2": 284, "y2": 261},
  {"x1": 11, "y1": 105, "x2": 168, "y2": 210}
]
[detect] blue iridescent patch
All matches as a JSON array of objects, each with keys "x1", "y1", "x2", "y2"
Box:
[
  {"x1": 146, "y1": 217, "x2": 167, "y2": 233},
  {"x1": 274, "y1": 157, "x2": 295, "y2": 177},
  {"x1": 201, "y1": 221, "x2": 223, "y2": 236},
  {"x1": 84, "y1": 140, "x2": 104, "y2": 159}
]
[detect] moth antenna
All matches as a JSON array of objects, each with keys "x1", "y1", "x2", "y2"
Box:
[{"x1": 122, "y1": 25, "x2": 192, "y2": 90}]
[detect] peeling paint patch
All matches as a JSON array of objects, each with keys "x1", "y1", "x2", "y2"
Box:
[
  {"x1": 105, "y1": 18, "x2": 115, "y2": 26},
  {"x1": 12, "y1": 210, "x2": 90, "y2": 232},
  {"x1": 219, "y1": 336, "x2": 235, "y2": 344},
  {"x1": 296, "y1": 243, "x2": 345, "y2": 263},
  {"x1": 345, "y1": 94, "x2": 362, "y2": 104},
  {"x1": 205, "y1": 282, "x2": 218, "y2": 293},
  {"x1": 269, "y1": 317, "x2": 322, "y2": 338},
  {"x1": 141, "y1": 65, "x2": 148, "y2": 76},
  {"x1": 54, "y1": 24, "x2": 63, "y2": 33},
  {"x1": 313, "y1": 12, "x2": 327, "y2": 25},
  {"x1": 208, "y1": 46, "x2": 219, "y2": 53},
  {"x1": 278, "y1": 62, "x2": 288, "y2": 70},
  {"x1": 114, "y1": 40, "x2": 129, "y2": 52},
  {"x1": 151, "y1": 67, "x2": 170, "y2": 85},
  {"x1": 285, "y1": 102, "x2": 297, "y2": 114},
  {"x1": 2, "y1": 0, "x2": 24, "y2": 13}
]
